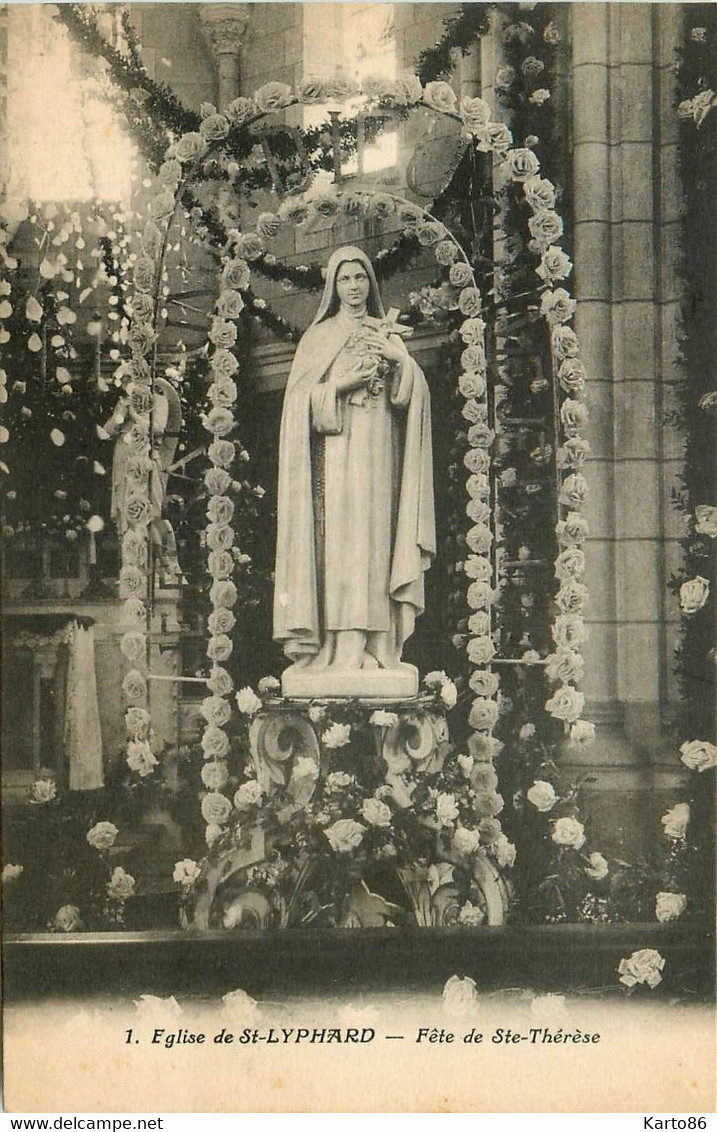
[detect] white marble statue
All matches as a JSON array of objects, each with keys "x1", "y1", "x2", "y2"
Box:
[
  {"x1": 274, "y1": 246, "x2": 436, "y2": 697},
  {"x1": 104, "y1": 376, "x2": 183, "y2": 585}
]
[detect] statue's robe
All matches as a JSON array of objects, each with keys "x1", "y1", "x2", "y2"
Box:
[{"x1": 273, "y1": 311, "x2": 435, "y2": 662}]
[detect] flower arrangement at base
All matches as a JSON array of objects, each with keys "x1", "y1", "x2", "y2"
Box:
[{"x1": 177, "y1": 680, "x2": 513, "y2": 931}]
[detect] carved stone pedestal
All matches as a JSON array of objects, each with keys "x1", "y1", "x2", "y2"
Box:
[
  {"x1": 182, "y1": 699, "x2": 512, "y2": 932},
  {"x1": 281, "y1": 662, "x2": 419, "y2": 700}
]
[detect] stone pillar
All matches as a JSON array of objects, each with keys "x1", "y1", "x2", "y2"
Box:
[
  {"x1": 199, "y1": 4, "x2": 251, "y2": 109},
  {"x1": 566, "y1": 4, "x2": 685, "y2": 850},
  {"x1": 460, "y1": 44, "x2": 481, "y2": 100}
]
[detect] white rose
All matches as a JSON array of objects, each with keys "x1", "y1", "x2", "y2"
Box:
[
  {"x1": 560, "y1": 398, "x2": 589, "y2": 437},
  {"x1": 325, "y1": 818, "x2": 365, "y2": 854},
  {"x1": 173, "y1": 859, "x2": 201, "y2": 888},
  {"x1": 222, "y1": 988, "x2": 260, "y2": 1024},
  {"x1": 257, "y1": 676, "x2": 281, "y2": 695},
  {"x1": 661, "y1": 801, "x2": 690, "y2": 839},
  {"x1": 210, "y1": 579, "x2": 237, "y2": 608},
  {"x1": 545, "y1": 648, "x2": 584, "y2": 685},
  {"x1": 458, "y1": 901, "x2": 484, "y2": 926},
  {"x1": 469, "y1": 733, "x2": 503, "y2": 763},
  {"x1": 551, "y1": 816, "x2": 586, "y2": 849},
  {"x1": 424, "y1": 670, "x2": 447, "y2": 689},
  {"x1": 235, "y1": 686, "x2": 262, "y2": 715},
  {"x1": 528, "y1": 208, "x2": 564, "y2": 247},
  {"x1": 524, "y1": 175, "x2": 557, "y2": 212},
  {"x1": 86, "y1": 822, "x2": 119, "y2": 851},
  {"x1": 53, "y1": 904, "x2": 82, "y2": 932},
  {"x1": 570, "y1": 720, "x2": 596, "y2": 748},
  {"x1": 541, "y1": 287, "x2": 577, "y2": 326},
  {"x1": 207, "y1": 607, "x2": 236, "y2": 636},
  {"x1": 369, "y1": 709, "x2": 399, "y2": 728},
  {"x1": 201, "y1": 725, "x2": 230, "y2": 760},
  {"x1": 107, "y1": 866, "x2": 136, "y2": 902},
  {"x1": 694, "y1": 505, "x2": 717, "y2": 538},
  {"x1": 423, "y1": 81, "x2": 457, "y2": 115},
  {"x1": 436, "y1": 793, "x2": 459, "y2": 826},
  {"x1": 2, "y1": 864, "x2": 23, "y2": 883},
  {"x1": 205, "y1": 823, "x2": 223, "y2": 848},
  {"x1": 493, "y1": 833, "x2": 516, "y2": 868},
  {"x1": 468, "y1": 697, "x2": 499, "y2": 732},
  {"x1": 325, "y1": 771, "x2": 354, "y2": 793},
  {"x1": 225, "y1": 97, "x2": 257, "y2": 125},
  {"x1": 545, "y1": 685, "x2": 585, "y2": 723},
  {"x1": 125, "y1": 707, "x2": 151, "y2": 740},
  {"x1": 30, "y1": 777, "x2": 57, "y2": 804},
  {"x1": 679, "y1": 739, "x2": 717, "y2": 772},
  {"x1": 527, "y1": 780, "x2": 557, "y2": 813},
  {"x1": 206, "y1": 667, "x2": 234, "y2": 698},
  {"x1": 291, "y1": 755, "x2": 320, "y2": 782},
  {"x1": 530, "y1": 994, "x2": 568, "y2": 1027},
  {"x1": 555, "y1": 547, "x2": 586, "y2": 581},
  {"x1": 200, "y1": 792, "x2": 232, "y2": 826},
  {"x1": 322, "y1": 722, "x2": 352, "y2": 749},
  {"x1": 122, "y1": 669, "x2": 147, "y2": 703},
  {"x1": 585, "y1": 851, "x2": 608, "y2": 880},
  {"x1": 174, "y1": 132, "x2": 207, "y2": 163},
  {"x1": 453, "y1": 825, "x2": 481, "y2": 855},
  {"x1": 135, "y1": 994, "x2": 183, "y2": 1024},
  {"x1": 361, "y1": 797, "x2": 392, "y2": 827},
  {"x1": 460, "y1": 95, "x2": 491, "y2": 132},
  {"x1": 200, "y1": 695, "x2": 232, "y2": 729},
  {"x1": 467, "y1": 636, "x2": 496, "y2": 665},
  {"x1": 469, "y1": 670, "x2": 500, "y2": 697},
  {"x1": 617, "y1": 948, "x2": 665, "y2": 989},
  {"x1": 234, "y1": 780, "x2": 263, "y2": 810},
  {"x1": 201, "y1": 761, "x2": 229, "y2": 791},
  {"x1": 679, "y1": 576, "x2": 710, "y2": 614},
  {"x1": 254, "y1": 81, "x2": 294, "y2": 114},
  {"x1": 552, "y1": 613, "x2": 588, "y2": 650},
  {"x1": 127, "y1": 739, "x2": 158, "y2": 777},
  {"x1": 442, "y1": 975, "x2": 478, "y2": 1015},
  {"x1": 655, "y1": 892, "x2": 687, "y2": 923},
  {"x1": 551, "y1": 325, "x2": 579, "y2": 359},
  {"x1": 440, "y1": 679, "x2": 458, "y2": 709},
  {"x1": 507, "y1": 147, "x2": 541, "y2": 182}
]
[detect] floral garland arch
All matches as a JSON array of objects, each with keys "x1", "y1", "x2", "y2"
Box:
[{"x1": 95, "y1": 72, "x2": 596, "y2": 930}]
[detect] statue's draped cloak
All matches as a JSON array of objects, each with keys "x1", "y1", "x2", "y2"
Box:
[{"x1": 273, "y1": 247, "x2": 436, "y2": 662}]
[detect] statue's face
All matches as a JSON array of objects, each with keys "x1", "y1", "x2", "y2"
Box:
[{"x1": 335, "y1": 261, "x2": 370, "y2": 312}]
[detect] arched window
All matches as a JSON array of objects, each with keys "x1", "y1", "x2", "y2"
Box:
[
  {"x1": 301, "y1": 3, "x2": 398, "y2": 175},
  {"x1": 5, "y1": 5, "x2": 136, "y2": 204}
]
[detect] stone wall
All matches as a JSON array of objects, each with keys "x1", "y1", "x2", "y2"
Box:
[{"x1": 565, "y1": 4, "x2": 686, "y2": 833}]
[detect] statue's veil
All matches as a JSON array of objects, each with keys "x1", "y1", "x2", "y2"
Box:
[{"x1": 310, "y1": 245, "x2": 386, "y2": 326}]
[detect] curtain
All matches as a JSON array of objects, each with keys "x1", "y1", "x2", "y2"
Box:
[{"x1": 64, "y1": 621, "x2": 104, "y2": 791}]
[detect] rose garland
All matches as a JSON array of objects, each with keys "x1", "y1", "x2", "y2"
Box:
[
  {"x1": 147, "y1": 74, "x2": 592, "y2": 891},
  {"x1": 197, "y1": 249, "x2": 251, "y2": 848}
]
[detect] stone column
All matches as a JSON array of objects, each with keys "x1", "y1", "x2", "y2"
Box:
[
  {"x1": 199, "y1": 4, "x2": 251, "y2": 109},
  {"x1": 460, "y1": 44, "x2": 481, "y2": 100},
  {"x1": 566, "y1": 3, "x2": 685, "y2": 851}
]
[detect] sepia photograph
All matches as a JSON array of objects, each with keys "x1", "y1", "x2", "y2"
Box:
[{"x1": 1, "y1": 0, "x2": 715, "y2": 1114}]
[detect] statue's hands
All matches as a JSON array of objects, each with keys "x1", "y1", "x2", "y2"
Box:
[
  {"x1": 361, "y1": 329, "x2": 406, "y2": 364},
  {"x1": 334, "y1": 362, "x2": 374, "y2": 394}
]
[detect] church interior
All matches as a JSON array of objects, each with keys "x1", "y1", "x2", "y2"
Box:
[{"x1": 1, "y1": 1, "x2": 714, "y2": 1024}]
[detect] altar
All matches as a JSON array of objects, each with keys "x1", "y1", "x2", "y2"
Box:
[{"x1": 0, "y1": 1, "x2": 713, "y2": 1016}]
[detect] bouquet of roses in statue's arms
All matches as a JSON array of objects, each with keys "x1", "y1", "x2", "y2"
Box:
[{"x1": 344, "y1": 311, "x2": 411, "y2": 402}]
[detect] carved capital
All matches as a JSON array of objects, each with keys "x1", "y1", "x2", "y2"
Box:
[{"x1": 198, "y1": 4, "x2": 251, "y2": 57}]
